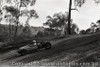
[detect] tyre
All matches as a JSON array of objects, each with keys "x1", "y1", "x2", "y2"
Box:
[
  {"x1": 20, "y1": 50, "x2": 27, "y2": 56},
  {"x1": 45, "y1": 43, "x2": 51, "y2": 50}
]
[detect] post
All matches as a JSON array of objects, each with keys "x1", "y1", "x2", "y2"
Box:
[{"x1": 68, "y1": 0, "x2": 72, "y2": 35}]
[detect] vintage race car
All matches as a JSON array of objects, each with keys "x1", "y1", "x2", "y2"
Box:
[{"x1": 17, "y1": 41, "x2": 51, "y2": 55}]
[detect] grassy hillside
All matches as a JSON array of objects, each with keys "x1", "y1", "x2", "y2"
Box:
[
  {"x1": 14, "y1": 33, "x2": 100, "y2": 63},
  {"x1": 30, "y1": 26, "x2": 45, "y2": 35}
]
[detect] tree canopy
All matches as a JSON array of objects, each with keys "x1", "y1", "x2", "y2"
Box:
[
  {"x1": 74, "y1": 0, "x2": 100, "y2": 7},
  {"x1": 44, "y1": 12, "x2": 69, "y2": 28},
  {"x1": 0, "y1": 0, "x2": 38, "y2": 37}
]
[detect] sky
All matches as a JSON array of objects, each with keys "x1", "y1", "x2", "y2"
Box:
[
  {"x1": 28, "y1": 0, "x2": 100, "y2": 30},
  {"x1": 1, "y1": 0, "x2": 100, "y2": 30}
]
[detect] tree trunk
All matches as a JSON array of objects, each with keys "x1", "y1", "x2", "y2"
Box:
[
  {"x1": 15, "y1": 19, "x2": 19, "y2": 36},
  {"x1": 25, "y1": 16, "x2": 31, "y2": 26},
  {"x1": 61, "y1": 25, "x2": 66, "y2": 36},
  {"x1": 68, "y1": 0, "x2": 72, "y2": 35},
  {"x1": 11, "y1": 22, "x2": 14, "y2": 36},
  {"x1": 9, "y1": 22, "x2": 11, "y2": 37}
]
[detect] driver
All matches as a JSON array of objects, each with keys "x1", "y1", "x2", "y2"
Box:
[{"x1": 33, "y1": 40, "x2": 37, "y2": 45}]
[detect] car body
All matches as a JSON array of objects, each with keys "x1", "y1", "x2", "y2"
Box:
[{"x1": 17, "y1": 41, "x2": 51, "y2": 55}]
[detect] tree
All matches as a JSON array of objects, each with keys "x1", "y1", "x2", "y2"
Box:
[
  {"x1": 21, "y1": 9, "x2": 39, "y2": 26},
  {"x1": 68, "y1": 0, "x2": 100, "y2": 35},
  {"x1": 0, "y1": 9, "x2": 2, "y2": 22},
  {"x1": 85, "y1": 28, "x2": 91, "y2": 34},
  {"x1": 70, "y1": 22, "x2": 79, "y2": 34},
  {"x1": 96, "y1": 19, "x2": 100, "y2": 28},
  {"x1": 90, "y1": 22, "x2": 97, "y2": 33},
  {"x1": 44, "y1": 12, "x2": 79, "y2": 36},
  {"x1": 85, "y1": 22, "x2": 98, "y2": 34},
  {"x1": 44, "y1": 12, "x2": 69, "y2": 36},
  {"x1": 80, "y1": 30, "x2": 86, "y2": 34},
  {"x1": 95, "y1": 19, "x2": 100, "y2": 32},
  {"x1": 4, "y1": 6, "x2": 20, "y2": 36},
  {"x1": 4, "y1": 14, "x2": 14, "y2": 37},
  {"x1": 1, "y1": 0, "x2": 38, "y2": 37}
]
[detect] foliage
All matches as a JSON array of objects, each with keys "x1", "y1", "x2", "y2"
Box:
[
  {"x1": 44, "y1": 12, "x2": 69, "y2": 36},
  {"x1": 0, "y1": 0, "x2": 38, "y2": 43},
  {"x1": 44, "y1": 12, "x2": 79, "y2": 36},
  {"x1": 20, "y1": 0, "x2": 36, "y2": 7},
  {"x1": 94, "y1": 0, "x2": 100, "y2": 4},
  {"x1": 80, "y1": 30, "x2": 86, "y2": 34},
  {"x1": 96, "y1": 19, "x2": 100, "y2": 25},
  {"x1": 44, "y1": 12, "x2": 68, "y2": 28},
  {"x1": 74, "y1": 0, "x2": 100, "y2": 7},
  {"x1": 70, "y1": 23, "x2": 79, "y2": 34},
  {"x1": 36, "y1": 28, "x2": 62, "y2": 37},
  {"x1": 0, "y1": 24, "x2": 35, "y2": 42},
  {"x1": 21, "y1": 26, "x2": 32, "y2": 37},
  {"x1": 81, "y1": 19, "x2": 100, "y2": 34},
  {"x1": 74, "y1": 0, "x2": 85, "y2": 7},
  {"x1": 0, "y1": 0, "x2": 38, "y2": 39},
  {"x1": 0, "y1": 9, "x2": 3, "y2": 22},
  {"x1": 4, "y1": 6, "x2": 20, "y2": 18},
  {"x1": 21, "y1": 9, "x2": 39, "y2": 26}
]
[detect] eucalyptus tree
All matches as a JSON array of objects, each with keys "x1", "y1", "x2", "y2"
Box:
[
  {"x1": 0, "y1": 0, "x2": 38, "y2": 36},
  {"x1": 0, "y1": 9, "x2": 2, "y2": 22},
  {"x1": 44, "y1": 12, "x2": 69, "y2": 36},
  {"x1": 96, "y1": 19, "x2": 100, "y2": 28},
  {"x1": 95, "y1": 19, "x2": 100, "y2": 32},
  {"x1": 21, "y1": 9, "x2": 39, "y2": 27},
  {"x1": 70, "y1": 22, "x2": 79, "y2": 34},
  {"x1": 0, "y1": 0, "x2": 3, "y2": 23},
  {"x1": 44, "y1": 12, "x2": 79, "y2": 36},
  {"x1": 90, "y1": 22, "x2": 97, "y2": 33},
  {"x1": 4, "y1": 6, "x2": 20, "y2": 36},
  {"x1": 68, "y1": 0, "x2": 100, "y2": 34}
]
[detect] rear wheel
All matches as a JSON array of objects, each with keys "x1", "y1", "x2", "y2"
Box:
[
  {"x1": 20, "y1": 50, "x2": 27, "y2": 56},
  {"x1": 45, "y1": 43, "x2": 51, "y2": 50}
]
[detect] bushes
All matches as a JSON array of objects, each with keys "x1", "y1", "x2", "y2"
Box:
[
  {"x1": 36, "y1": 28, "x2": 62, "y2": 37},
  {"x1": 0, "y1": 24, "x2": 34, "y2": 49}
]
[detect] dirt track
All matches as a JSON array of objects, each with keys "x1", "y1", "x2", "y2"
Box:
[{"x1": 0, "y1": 33, "x2": 100, "y2": 66}]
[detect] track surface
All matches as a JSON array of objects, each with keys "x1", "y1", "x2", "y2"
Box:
[{"x1": 0, "y1": 33, "x2": 100, "y2": 66}]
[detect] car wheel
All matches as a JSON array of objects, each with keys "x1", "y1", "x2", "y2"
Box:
[
  {"x1": 20, "y1": 50, "x2": 27, "y2": 56},
  {"x1": 45, "y1": 43, "x2": 51, "y2": 50}
]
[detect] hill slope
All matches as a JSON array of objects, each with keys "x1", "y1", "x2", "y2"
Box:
[{"x1": 0, "y1": 33, "x2": 100, "y2": 65}]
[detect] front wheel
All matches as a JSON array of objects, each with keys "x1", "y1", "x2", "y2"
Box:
[{"x1": 45, "y1": 43, "x2": 51, "y2": 50}]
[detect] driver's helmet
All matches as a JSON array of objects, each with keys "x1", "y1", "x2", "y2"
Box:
[
  {"x1": 33, "y1": 40, "x2": 36, "y2": 42},
  {"x1": 33, "y1": 40, "x2": 36, "y2": 45}
]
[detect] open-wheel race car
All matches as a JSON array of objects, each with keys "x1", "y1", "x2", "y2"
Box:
[{"x1": 17, "y1": 40, "x2": 51, "y2": 56}]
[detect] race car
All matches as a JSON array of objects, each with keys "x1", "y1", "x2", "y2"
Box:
[{"x1": 17, "y1": 41, "x2": 51, "y2": 55}]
